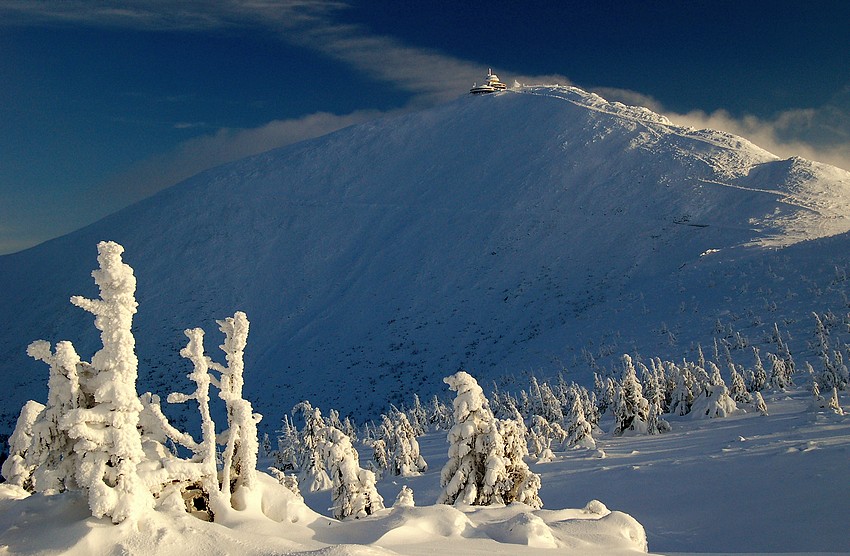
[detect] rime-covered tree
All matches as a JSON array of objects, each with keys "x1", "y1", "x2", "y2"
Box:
[
  {"x1": 388, "y1": 410, "x2": 427, "y2": 477},
  {"x1": 407, "y1": 394, "x2": 428, "y2": 436},
  {"x1": 528, "y1": 415, "x2": 561, "y2": 462},
  {"x1": 18, "y1": 341, "x2": 85, "y2": 493},
  {"x1": 4, "y1": 241, "x2": 272, "y2": 523},
  {"x1": 274, "y1": 414, "x2": 300, "y2": 472},
  {"x1": 1, "y1": 400, "x2": 45, "y2": 490},
  {"x1": 427, "y1": 395, "x2": 452, "y2": 430},
  {"x1": 394, "y1": 485, "x2": 415, "y2": 508},
  {"x1": 669, "y1": 364, "x2": 694, "y2": 416},
  {"x1": 641, "y1": 367, "x2": 670, "y2": 435},
  {"x1": 772, "y1": 323, "x2": 796, "y2": 375},
  {"x1": 753, "y1": 391, "x2": 769, "y2": 416},
  {"x1": 612, "y1": 355, "x2": 649, "y2": 435},
  {"x1": 210, "y1": 312, "x2": 262, "y2": 504},
  {"x1": 59, "y1": 241, "x2": 153, "y2": 522},
  {"x1": 322, "y1": 427, "x2": 384, "y2": 520},
  {"x1": 370, "y1": 438, "x2": 389, "y2": 474},
  {"x1": 729, "y1": 367, "x2": 752, "y2": 404},
  {"x1": 536, "y1": 379, "x2": 564, "y2": 424},
  {"x1": 811, "y1": 312, "x2": 847, "y2": 390},
  {"x1": 294, "y1": 402, "x2": 331, "y2": 492},
  {"x1": 690, "y1": 382, "x2": 738, "y2": 419},
  {"x1": 498, "y1": 417, "x2": 542, "y2": 508},
  {"x1": 749, "y1": 347, "x2": 768, "y2": 392},
  {"x1": 827, "y1": 387, "x2": 845, "y2": 415},
  {"x1": 565, "y1": 384, "x2": 596, "y2": 448},
  {"x1": 767, "y1": 352, "x2": 791, "y2": 390},
  {"x1": 438, "y1": 371, "x2": 512, "y2": 506},
  {"x1": 138, "y1": 326, "x2": 224, "y2": 515}
]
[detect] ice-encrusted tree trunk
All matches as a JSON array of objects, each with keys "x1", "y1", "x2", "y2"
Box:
[
  {"x1": 139, "y1": 326, "x2": 226, "y2": 514},
  {"x1": 438, "y1": 371, "x2": 512, "y2": 506},
  {"x1": 60, "y1": 241, "x2": 153, "y2": 523},
  {"x1": 209, "y1": 312, "x2": 262, "y2": 506}
]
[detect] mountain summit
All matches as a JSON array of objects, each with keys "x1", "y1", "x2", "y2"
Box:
[{"x1": 2, "y1": 86, "x2": 850, "y2": 429}]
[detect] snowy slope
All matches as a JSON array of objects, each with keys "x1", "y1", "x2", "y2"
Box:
[
  {"x1": 1, "y1": 386, "x2": 848, "y2": 555},
  {"x1": 2, "y1": 85, "x2": 850, "y2": 434}
]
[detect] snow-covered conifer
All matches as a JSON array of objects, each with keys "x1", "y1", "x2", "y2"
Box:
[
  {"x1": 767, "y1": 352, "x2": 791, "y2": 390},
  {"x1": 827, "y1": 387, "x2": 845, "y2": 415},
  {"x1": 537, "y1": 380, "x2": 564, "y2": 424},
  {"x1": 707, "y1": 361, "x2": 725, "y2": 388},
  {"x1": 438, "y1": 371, "x2": 512, "y2": 506},
  {"x1": 690, "y1": 382, "x2": 738, "y2": 419},
  {"x1": 749, "y1": 347, "x2": 768, "y2": 392},
  {"x1": 370, "y1": 438, "x2": 389, "y2": 473},
  {"x1": 498, "y1": 417, "x2": 542, "y2": 508},
  {"x1": 564, "y1": 384, "x2": 596, "y2": 448},
  {"x1": 342, "y1": 416, "x2": 358, "y2": 442},
  {"x1": 394, "y1": 485, "x2": 415, "y2": 508},
  {"x1": 669, "y1": 365, "x2": 694, "y2": 416},
  {"x1": 408, "y1": 394, "x2": 428, "y2": 436},
  {"x1": 612, "y1": 355, "x2": 649, "y2": 435},
  {"x1": 274, "y1": 414, "x2": 300, "y2": 472},
  {"x1": 753, "y1": 391, "x2": 769, "y2": 416},
  {"x1": 690, "y1": 363, "x2": 711, "y2": 397},
  {"x1": 322, "y1": 427, "x2": 384, "y2": 519},
  {"x1": 729, "y1": 366, "x2": 752, "y2": 404},
  {"x1": 388, "y1": 410, "x2": 427, "y2": 477},
  {"x1": 354, "y1": 468, "x2": 384, "y2": 517},
  {"x1": 267, "y1": 467, "x2": 302, "y2": 499},
  {"x1": 1, "y1": 400, "x2": 46, "y2": 490},
  {"x1": 642, "y1": 368, "x2": 670, "y2": 435},
  {"x1": 593, "y1": 372, "x2": 609, "y2": 414},
  {"x1": 294, "y1": 402, "x2": 331, "y2": 492},
  {"x1": 21, "y1": 340, "x2": 84, "y2": 493},
  {"x1": 427, "y1": 395, "x2": 452, "y2": 430},
  {"x1": 772, "y1": 323, "x2": 796, "y2": 375},
  {"x1": 327, "y1": 408, "x2": 343, "y2": 431},
  {"x1": 61, "y1": 241, "x2": 153, "y2": 523}
]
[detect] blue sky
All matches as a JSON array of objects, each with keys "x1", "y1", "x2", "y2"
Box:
[{"x1": 2, "y1": 0, "x2": 849, "y2": 254}]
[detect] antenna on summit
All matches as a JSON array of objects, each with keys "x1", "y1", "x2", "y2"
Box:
[{"x1": 469, "y1": 68, "x2": 507, "y2": 94}]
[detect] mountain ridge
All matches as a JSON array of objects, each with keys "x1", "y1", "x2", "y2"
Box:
[{"x1": 2, "y1": 86, "x2": 850, "y2": 431}]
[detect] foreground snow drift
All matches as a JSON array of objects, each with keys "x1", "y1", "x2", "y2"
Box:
[{"x1": 0, "y1": 476, "x2": 647, "y2": 555}]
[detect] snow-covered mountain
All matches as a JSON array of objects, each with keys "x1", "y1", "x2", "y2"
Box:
[{"x1": 2, "y1": 85, "x2": 850, "y2": 433}]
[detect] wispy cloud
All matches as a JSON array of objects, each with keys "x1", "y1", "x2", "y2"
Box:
[
  {"x1": 96, "y1": 108, "x2": 388, "y2": 204},
  {"x1": 0, "y1": 1, "x2": 343, "y2": 31}
]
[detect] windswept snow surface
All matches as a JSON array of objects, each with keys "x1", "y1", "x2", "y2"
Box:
[
  {"x1": 2, "y1": 86, "x2": 850, "y2": 433},
  {"x1": 0, "y1": 466, "x2": 648, "y2": 555}
]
